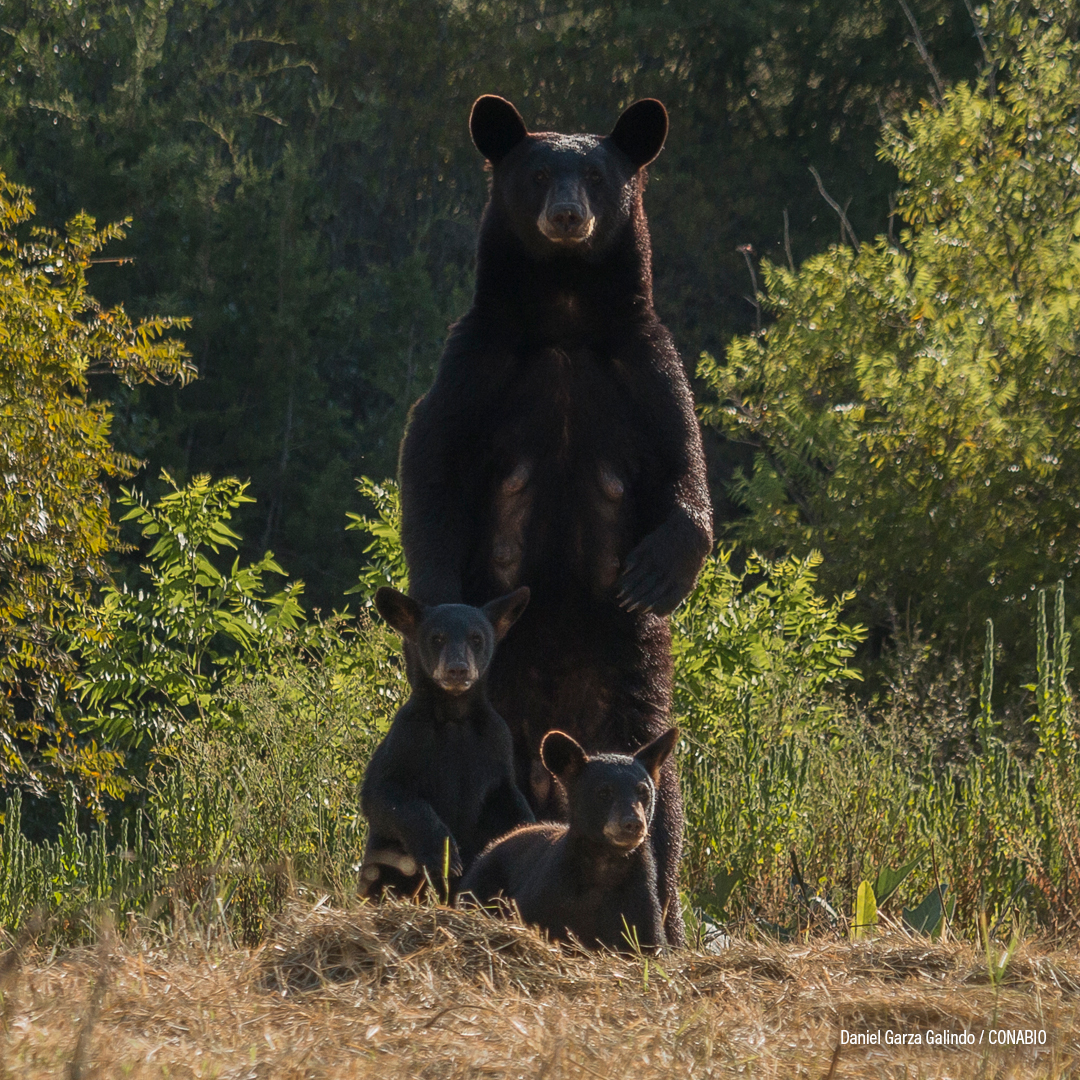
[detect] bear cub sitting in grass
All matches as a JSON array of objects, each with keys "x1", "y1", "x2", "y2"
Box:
[
  {"x1": 459, "y1": 727, "x2": 678, "y2": 952},
  {"x1": 359, "y1": 586, "x2": 534, "y2": 900}
]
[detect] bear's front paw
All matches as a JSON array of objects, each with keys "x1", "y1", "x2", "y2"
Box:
[{"x1": 617, "y1": 532, "x2": 699, "y2": 616}]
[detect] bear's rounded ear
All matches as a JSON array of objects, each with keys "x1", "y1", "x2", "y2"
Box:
[
  {"x1": 470, "y1": 95, "x2": 528, "y2": 163},
  {"x1": 374, "y1": 586, "x2": 425, "y2": 641},
  {"x1": 540, "y1": 730, "x2": 588, "y2": 782},
  {"x1": 608, "y1": 99, "x2": 668, "y2": 169},
  {"x1": 482, "y1": 586, "x2": 530, "y2": 642},
  {"x1": 633, "y1": 727, "x2": 679, "y2": 784}
]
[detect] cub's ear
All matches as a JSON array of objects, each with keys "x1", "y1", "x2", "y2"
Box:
[
  {"x1": 540, "y1": 730, "x2": 588, "y2": 782},
  {"x1": 374, "y1": 587, "x2": 425, "y2": 641},
  {"x1": 633, "y1": 727, "x2": 679, "y2": 784},
  {"x1": 470, "y1": 95, "x2": 528, "y2": 163},
  {"x1": 482, "y1": 586, "x2": 530, "y2": 642},
  {"x1": 608, "y1": 98, "x2": 668, "y2": 169}
]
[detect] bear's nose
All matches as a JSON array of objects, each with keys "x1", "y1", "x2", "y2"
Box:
[
  {"x1": 435, "y1": 654, "x2": 475, "y2": 693},
  {"x1": 550, "y1": 204, "x2": 583, "y2": 230},
  {"x1": 604, "y1": 813, "x2": 646, "y2": 848},
  {"x1": 538, "y1": 198, "x2": 595, "y2": 243}
]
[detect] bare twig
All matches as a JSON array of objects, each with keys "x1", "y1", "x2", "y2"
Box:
[
  {"x1": 808, "y1": 167, "x2": 860, "y2": 254},
  {"x1": 736, "y1": 244, "x2": 763, "y2": 335},
  {"x1": 961, "y1": 0, "x2": 991, "y2": 65},
  {"x1": 783, "y1": 208, "x2": 794, "y2": 273},
  {"x1": 897, "y1": 0, "x2": 945, "y2": 104},
  {"x1": 960, "y1": 0, "x2": 997, "y2": 97},
  {"x1": 823, "y1": 1036, "x2": 843, "y2": 1079}
]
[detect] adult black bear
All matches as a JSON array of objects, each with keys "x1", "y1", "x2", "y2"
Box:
[
  {"x1": 359, "y1": 586, "x2": 534, "y2": 900},
  {"x1": 398, "y1": 96, "x2": 712, "y2": 944},
  {"x1": 459, "y1": 727, "x2": 678, "y2": 953}
]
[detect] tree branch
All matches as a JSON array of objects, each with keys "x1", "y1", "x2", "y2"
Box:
[{"x1": 809, "y1": 166, "x2": 860, "y2": 254}]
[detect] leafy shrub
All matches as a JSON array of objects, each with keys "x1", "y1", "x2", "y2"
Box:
[
  {"x1": 2, "y1": 474, "x2": 407, "y2": 939},
  {"x1": 703, "y1": 4, "x2": 1080, "y2": 678},
  {"x1": 672, "y1": 549, "x2": 870, "y2": 923},
  {"x1": 71, "y1": 471, "x2": 305, "y2": 757},
  {"x1": 0, "y1": 170, "x2": 192, "y2": 795}
]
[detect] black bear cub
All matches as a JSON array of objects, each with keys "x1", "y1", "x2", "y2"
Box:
[
  {"x1": 459, "y1": 727, "x2": 678, "y2": 952},
  {"x1": 359, "y1": 586, "x2": 535, "y2": 900}
]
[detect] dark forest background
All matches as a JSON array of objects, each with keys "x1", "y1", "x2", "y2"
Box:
[{"x1": 0, "y1": 0, "x2": 982, "y2": 611}]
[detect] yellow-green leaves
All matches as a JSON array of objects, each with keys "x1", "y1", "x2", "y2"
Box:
[
  {"x1": 853, "y1": 880, "x2": 877, "y2": 941},
  {"x1": 0, "y1": 170, "x2": 192, "y2": 793}
]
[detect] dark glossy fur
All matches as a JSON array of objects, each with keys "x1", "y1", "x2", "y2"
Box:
[
  {"x1": 358, "y1": 586, "x2": 534, "y2": 900},
  {"x1": 398, "y1": 96, "x2": 712, "y2": 944},
  {"x1": 459, "y1": 728, "x2": 678, "y2": 952}
]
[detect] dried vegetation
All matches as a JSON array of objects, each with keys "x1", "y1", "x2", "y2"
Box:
[{"x1": 2, "y1": 895, "x2": 1080, "y2": 1078}]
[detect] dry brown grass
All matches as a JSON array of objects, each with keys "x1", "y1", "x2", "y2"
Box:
[{"x1": 2, "y1": 896, "x2": 1079, "y2": 1079}]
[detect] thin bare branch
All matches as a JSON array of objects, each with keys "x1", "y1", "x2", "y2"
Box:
[
  {"x1": 808, "y1": 166, "x2": 860, "y2": 254},
  {"x1": 736, "y1": 244, "x2": 762, "y2": 335},
  {"x1": 897, "y1": 0, "x2": 946, "y2": 104}
]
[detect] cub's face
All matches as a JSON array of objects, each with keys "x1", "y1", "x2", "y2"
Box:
[
  {"x1": 539, "y1": 728, "x2": 678, "y2": 852},
  {"x1": 470, "y1": 95, "x2": 668, "y2": 262},
  {"x1": 373, "y1": 586, "x2": 530, "y2": 696},
  {"x1": 415, "y1": 606, "x2": 492, "y2": 694},
  {"x1": 572, "y1": 757, "x2": 656, "y2": 851}
]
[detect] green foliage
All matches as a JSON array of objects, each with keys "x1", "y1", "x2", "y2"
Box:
[
  {"x1": 69, "y1": 477, "x2": 304, "y2": 747},
  {"x1": 71, "y1": 472, "x2": 304, "y2": 753},
  {"x1": 145, "y1": 611, "x2": 402, "y2": 941},
  {"x1": 0, "y1": 169, "x2": 191, "y2": 792},
  {"x1": 673, "y1": 549, "x2": 864, "y2": 744},
  {"x1": 1, "y1": 474, "x2": 406, "y2": 938},
  {"x1": 673, "y1": 549, "x2": 870, "y2": 921},
  {"x1": 0, "y1": 614, "x2": 404, "y2": 937},
  {"x1": 0, "y1": 784, "x2": 152, "y2": 933},
  {"x1": 902, "y1": 884, "x2": 953, "y2": 940},
  {"x1": 677, "y1": 572, "x2": 1080, "y2": 940},
  {"x1": 704, "y1": 3, "x2": 1080, "y2": 663},
  {"x1": 345, "y1": 478, "x2": 408, "y2": 600},
  {"x1": 5, "y1": 474, "x2": 1080, "y2": 944},
  {"x1": 873, "y1": 857, "x2": 920, "y2": 906},
  {"x1": 853, "y1": 879, "x2": 877, "y2": 940}
]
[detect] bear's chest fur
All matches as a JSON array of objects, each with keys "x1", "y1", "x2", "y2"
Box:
[{"x1": 463, "y1": 343, "x2": 646, "y2": 602}]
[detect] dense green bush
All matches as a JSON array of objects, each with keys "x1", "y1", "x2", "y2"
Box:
[{"x1": 705, "y1": 1, "x2": 1080, "y2": 674}]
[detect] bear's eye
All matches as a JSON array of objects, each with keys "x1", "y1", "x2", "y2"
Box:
[
  {"x1": 533, "y1": 168, "x2": 550, "y2": 185},
  {"x1": 637, "y1": 783, "x2": 651, "y2": 800},
  {"x1": 469, "y1": 632, "x2": 483, "y2": 648},
  {"x1": 586, "y1": 167, "x2": 603, "y2": 185},
  {"x1": 430, "y1": 633, "x2": 447, "y2": 647},
  {"x1": 597, "y1": 784, "x2": 614, "y2": 801}
]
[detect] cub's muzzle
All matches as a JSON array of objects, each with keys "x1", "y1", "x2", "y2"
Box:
[{"x1": 603, "y1": 813, "x2": 648, "y2": 850}]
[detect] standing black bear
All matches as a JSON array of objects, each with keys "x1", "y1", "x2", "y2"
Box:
[{"x1": 398, "y1": 95, "x2": 712, "y2": 945}]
